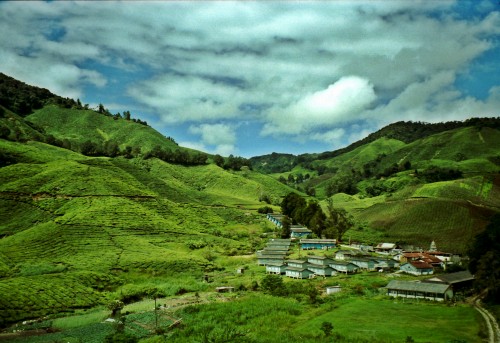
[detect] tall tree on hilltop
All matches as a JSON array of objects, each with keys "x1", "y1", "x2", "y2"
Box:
[{"x1": 323, "y1": 198, "x2": 354, "y2": 242}]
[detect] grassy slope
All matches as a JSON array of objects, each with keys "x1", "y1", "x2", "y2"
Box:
[
  {"x1": 0, "y1": 139, "x2": 294, "y2": 326},
  {"x1": 320, "y1": 137, "x2": 406, "y2": 170},
  {"x1": 380, "y1": 126, "x2": 500, "y2": 173},
  {"x1": 296, "y1": 298, "x2": 481, "y2": 343},
  {"x1": 27, "y1": 105, "x2": 181, "y2": 153}
]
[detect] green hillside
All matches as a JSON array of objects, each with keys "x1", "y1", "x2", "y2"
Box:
[
  {"x1": 27, "y1": 105, "x2": 180, "y2": 155},
  {"x1": 0, "y1": 73, "x2": 499, "y2": 340},
  {"x1": 0, "y1": 137, "x2": 294, "y2": 326},
  {"x1": 257, "y1": 124, "x2": 500, "y2": 253}
]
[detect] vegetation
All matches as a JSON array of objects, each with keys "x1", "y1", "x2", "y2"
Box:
[
  {"x1": 468, "y1": 213, "x2": 500, "y2": 303},
  {"x1": 0, "y1": 73, "x2": 499, "y2": 342}
]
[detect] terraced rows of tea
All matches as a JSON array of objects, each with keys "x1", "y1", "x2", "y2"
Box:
[
  {"x1": 0, "y1": 273, "x2": 113, "y2": 326},
  {"x1": 0, "y1": 139, "x2": 295, "y2": 326},
  {"x1": 352, "y1": 197, "x2": 492, "y2": 252}
]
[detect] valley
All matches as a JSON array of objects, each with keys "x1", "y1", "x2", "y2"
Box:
[{"x1": 0, "y1": 73, "x2": 499, "y2": 342}]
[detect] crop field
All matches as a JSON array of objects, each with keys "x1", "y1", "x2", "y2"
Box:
[
  {"x1": 0, "y1": 272, "x2": 111, "y2": 326},
  {"x1": 353, "y1": 197, "x2": 489, "y2": 251}
]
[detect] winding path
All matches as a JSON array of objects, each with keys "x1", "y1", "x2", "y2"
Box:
[{"x1": 474, "y1": 298, "x2": 500, "y2": 343}]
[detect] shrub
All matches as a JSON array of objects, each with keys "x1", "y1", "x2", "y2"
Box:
[
  {"x1": 104, "y1": 332, "x2": 138, "y2": 343},
  {"x1": 257, "y1": 206, "x2": 273, "y2": 214}
]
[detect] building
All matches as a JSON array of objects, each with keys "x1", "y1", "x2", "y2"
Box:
[
  {"x1": 373, "y1": 258, "x2": 398, "y2": 271},
  {"x1": 375, "y1": 242, "x2": 397, "y2": 254},
  {"x1": 401, "y1": 252, "x2": 443, "y2": 269},
  {"x1": 266, "y1": 214, "x2": 285, "y2": 228},
  {"x1": 386, "y1": 280, "x2": 453, "y2": 301},
  {"x1": 350, "y1": 257, "x2": 376, "y2": 271},
  {"x1": 290, "y1": 226, "x2": 312, "y2": 238},
  {"x1": 422, "y1": 271, "x2": 474, "y2": 293},
  {"x1": 307, "y1": 263, "x2": 336, "y2": 277},
  {"x1": 400, "y1": 261, "x2": 434, "y2": 276},
  {"x1": 285, "y1": 267, "x2": 315, "y2": 279},
  {"x1": 300, "y1": 239, "x2": 336, "y2": 250},
  {"x1": 329, "y1": 260, "x2": 358, "y2": 274},
  {"x1": 286, "y1": 259, "x2": 308, "y2": 269},
  {"x1": 335, "y1": 250, "x2": 355, "y2": 260},
  {"x1": 307, "y1": 255, "x2": 333, "y2": 266},
  {"x1": 257, "y1": 249, "x2": 288, "y2": 256},
  {"x1": 326, "y1": 285, "x2": 342, "y2": 295},
  {"x1": 266, "y1": 263, "x2": 287, "y2": 275},
  {"x1": 216, "y1": 287, "x2": 235, "y2": 293},
  {"x1": 257, "y1": 255, "x2": 285, "y2": 266},
  {"x1": 267, "y1": 239, "x2": 292, "y2": 249}
]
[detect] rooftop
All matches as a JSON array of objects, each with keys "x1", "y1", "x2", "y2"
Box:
[
  {"x1": 425, "y1": 271, "x2": 474, "y2": 284},
  {"x1": 386, "y1": 280, "x2": 450, "y2": 294},
  {"x1": 300, "y1": 239, "x2": 336, "y2": 244}
]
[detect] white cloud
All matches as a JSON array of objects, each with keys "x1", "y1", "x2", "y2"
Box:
[
  {"x1": 186, "y1": 123, "x2": 238, "y2": 156},
  {"x1": 128, "y1": 75, "x2": 244, "y2": 124},
  {"x1": 309, "y1": 129, "x2": 346, "y2": 145},
  {"x1": 189, "y1": 123, "x2": 237, "y2": 146},
  {"x1": 0, "y1": 1, "x2": 499, "y2": 155},
  {"x1": 262, "y1": 76, "x2": 376, "y2": 136}
]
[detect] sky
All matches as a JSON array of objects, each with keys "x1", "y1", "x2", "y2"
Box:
[{"x1": 0, "y1": 1, "x2": 499, "y2": 158}]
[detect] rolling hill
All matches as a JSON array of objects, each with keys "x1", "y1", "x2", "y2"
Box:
[
  {"x1": 252, "y1": 122, "x2": 500, "y2": 253},
  {"x1": 0, "y1": 99, "x2": 297, "y2": 326},
  {"x1": 0, "y1": 73, "x2": 499, "y2": 329}
]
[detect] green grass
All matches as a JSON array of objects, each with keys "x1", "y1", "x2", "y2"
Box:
[
  {"x1": 52, "y1": 308, "x2": 108, "y2": 330},
  {"x1": 295, "y1": 298, "x2": 482, "y2": 343}
]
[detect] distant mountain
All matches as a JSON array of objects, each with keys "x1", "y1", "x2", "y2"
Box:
[{"x1": 250, "y1": 118, "x2": 500, "y2": 173}]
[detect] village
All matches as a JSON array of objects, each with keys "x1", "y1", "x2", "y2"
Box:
[{"x1": 256, "y1": 213, "x2": 475, "y2": 302}]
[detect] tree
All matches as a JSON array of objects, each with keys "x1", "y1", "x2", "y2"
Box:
[
  {"x1": 468, "y1": 214, "x2": 500, "y2": 303},
  {"x1": 281, "y1": 192, "x2": 306, "y2": 220},
  {"x1": 104, "y1": 141, "x2": 120, "y2": 157},
  {"x1": 146, "y1": 287, "x2": 166, "y2": 330},
  {"x1": 302, "y1": 200, "x2": 325, "y2": 237},
  {"x1": 281, "y1": 216, "x2": 291, "y2": 239},
  {"x1": 107, "y1": 300, "x2": 124, "y2": 318},
  {"x1": 213, "y1": 154, "x2": 224, "y2": 167},
  {"x1": 122, "y1": 146, "x2": 133, "y2": 159},
  {"x1": 324, "y1": 198, "x2": 354, "y2": 242},
  {"x1": 261, "y1": 274, "x2": 285, "y2": 296},
  {"x1": 320, "y1": 321, "x2": 334, "y2": 337},
  {"x1": 80, "y1": 140, "x2": 99, "y2": 156}
]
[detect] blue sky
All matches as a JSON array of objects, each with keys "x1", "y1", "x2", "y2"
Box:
[{"x1": 1, "y1": 1, "x2": 499, "y2": 158}]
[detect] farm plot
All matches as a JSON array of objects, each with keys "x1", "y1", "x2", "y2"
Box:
[{"x1": 0, "y1": 273, "x2": 108, "y2": 327}]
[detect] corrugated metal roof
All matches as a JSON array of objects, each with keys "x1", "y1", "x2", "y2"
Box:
[
  {"x1": 427, "y1": 271, "x2": 474, "y2": 284},
  {"x1": 386, "y1": 280, "x2": 450, "y2": 293}
]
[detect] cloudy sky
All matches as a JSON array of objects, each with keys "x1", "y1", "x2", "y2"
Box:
[{"x1": 1, "y1": 1, "x2": 499, "y2": 157}]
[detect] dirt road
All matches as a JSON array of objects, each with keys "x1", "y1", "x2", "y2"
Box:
[{"x1": 474, "y1": 298, "x2": 500, "y2": 343}]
